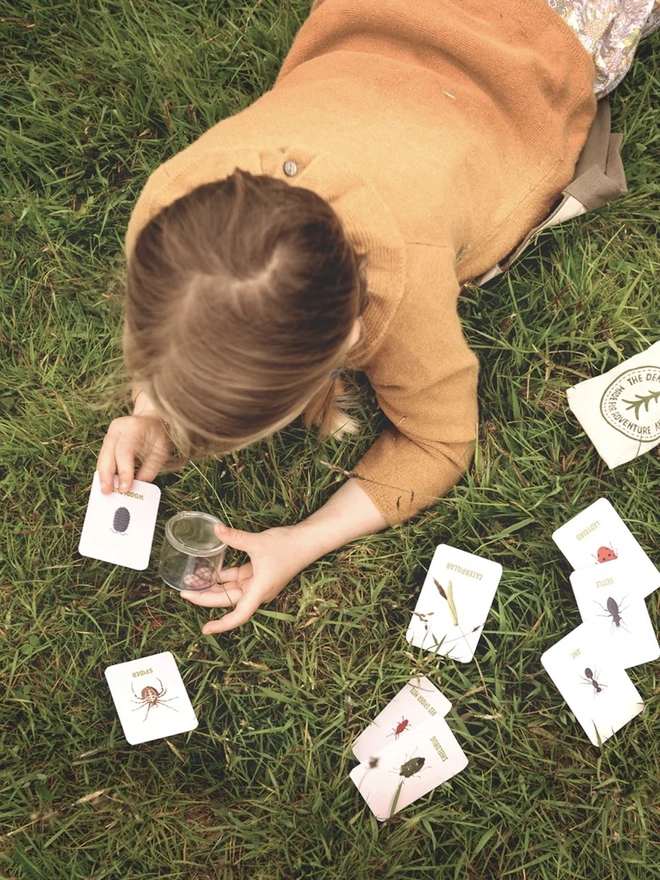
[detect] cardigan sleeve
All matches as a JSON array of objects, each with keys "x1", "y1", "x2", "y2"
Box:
[{"x1": 350, "y1": 244, "x2": 479, "y2": 525}]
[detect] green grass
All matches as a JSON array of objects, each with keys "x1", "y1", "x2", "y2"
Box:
[{"x1": 1, "y1": 2, "x2": 659, "y2": 878}]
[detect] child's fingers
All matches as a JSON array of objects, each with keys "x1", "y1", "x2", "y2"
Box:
[
  {"x1": 113, "y1": 436, "x2": 137, "y2": 493},
  {"x1": 201, "y1": 593, "x2": 262, "y2": 634},
  {"x1": 180, "y1": 582, "x2": 243, "y2": 607}
]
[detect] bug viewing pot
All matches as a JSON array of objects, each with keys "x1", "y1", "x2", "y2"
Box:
[{"x1": 159, "y1": 511, "x2": 227, "y2": 592}]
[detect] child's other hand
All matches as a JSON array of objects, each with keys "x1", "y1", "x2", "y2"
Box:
[
  {"x1": 181, "y1": 479, "x2": 388, "y2": 634},
  {"x1": 97, "y1": 415, "x2": 170, "y2": 494},
  {"x1": 180, "y1": 522, "x2": 310, "y2": 634}
]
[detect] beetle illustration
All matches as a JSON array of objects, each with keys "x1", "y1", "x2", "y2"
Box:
[
  {"x1": 131, "y1": 678, "x2": 179, "y2": 722},
  {"x1": 399, "y1": 756, "x2": 426, "y2": 778},
  {"x1": 387, "y1": 716, "x2": 411, "y2": 740},
  {"x1": 596, "y1": 595, "x2": 629, "y2": 634},
  {"x1": 581, "y1": 667, "x2": 606, "y2": 695},
  {"x1": 594, "y1": 543, "x2": 617, "y2": 564},
  {"x1": 112, "y1": 506, "x2": 130, "y2": 534}
]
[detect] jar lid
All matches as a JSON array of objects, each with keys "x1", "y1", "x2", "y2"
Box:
[{"x1": 164, "y1": 511, "x2": 227, "y2": 557}]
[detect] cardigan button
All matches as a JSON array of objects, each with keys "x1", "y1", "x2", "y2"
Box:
[{"x1": 283, "y1": 160, "x2": 298, "y2": 177}]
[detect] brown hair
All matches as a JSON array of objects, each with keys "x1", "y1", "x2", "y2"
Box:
[{"x1": 124, "y1": 170, "x2": 365, "y2": 461}]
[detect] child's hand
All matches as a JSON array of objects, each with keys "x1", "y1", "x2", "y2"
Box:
[
  {"x1": 180, "y1": 522, "x2": 311, "y2": 634},
  {"x1": 97, "y1": 414, "x2": 171, "y2": 493},
  {"x1": 180, "y1": 480, "x2": 389, "y2": 634}
]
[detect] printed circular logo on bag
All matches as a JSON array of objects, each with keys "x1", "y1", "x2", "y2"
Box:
[{"x1": 600, "y1": 366, "x2": 660, "y2": 442}]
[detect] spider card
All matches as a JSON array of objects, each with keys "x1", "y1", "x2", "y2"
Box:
[
  {"x1": 350, "y1": 715, "x2": 468, "y2": 822},
  {"x1": 105, "y1": 651, "x2": 198, "y2": 745},
  {"x1": 406, "y1": 545, "x2": 502, "y2": 662},
  {"x1": 552, "y1": 498, "x2": 660, "y2": 597},
  {"x1": 569, "y1": 562, "x2": 660, "y2": 668},
  {"x1": 541, "y1": 622, "x2": 644, "y2": 747},
  {"x1": 79, "y1": 472, "x2": 161, "y2": 571},
  {"x1": 352, "y1": 676, "x2": 452, "y2": 764}
]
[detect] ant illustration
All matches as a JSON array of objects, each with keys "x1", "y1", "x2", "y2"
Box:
[
  {"x1": 131, "y1": 678, "x2": 179, "y2": 722},
  {"x1": 593, "y1": 543, "x2": 618, "y2": 564},
  {"x1": 387, "y1": 716, "x2": 411, "y2": 740},
  {"x1": 581, "y1": 667, "x2": 607, "y2": 696},
  {"x1": 595, "y1": 595, "x2": 629, "y2": 634}
]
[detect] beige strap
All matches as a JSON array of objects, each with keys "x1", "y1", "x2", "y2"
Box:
[{"x1": 474, "y1": 99, "x2": 627, "y2": 286}]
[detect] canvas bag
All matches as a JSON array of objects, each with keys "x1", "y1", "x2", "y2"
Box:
[{"x1": 474, "y1": 99, "x2": 628, "y2": 286}]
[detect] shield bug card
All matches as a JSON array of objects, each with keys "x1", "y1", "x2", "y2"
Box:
[
  {"x1": 352, "y1": 676, "x2": 452, "y2": 764},
  {"x1": 350, "y1": 714, "x2": 468, "y2": 822},
  {"x1": 569, "y1": 562, "x2": 660, "y2": 668},
  {"x1": 105, "y1": 651, "x2": 198, "y2": 745},
  {"x1": 79, "y1": 472, "x2": 161, "y2": 570},
  {"x1": 552, "y1": 498, "x2": 660, "y2": 596},
  {"x1": 541, "y1": 622, "x2": 644, "y2": 747},
  {"x1": 406, "y1": 545, "x2": 502, "y2": 662}
]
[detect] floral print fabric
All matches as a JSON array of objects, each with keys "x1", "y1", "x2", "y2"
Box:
[{"x1": 545, "y1": 0, "x2": 660, "y2": 96}]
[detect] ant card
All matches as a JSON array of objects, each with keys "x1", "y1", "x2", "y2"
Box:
[
  {"x1": 352, "y1": 676, "x2": 451, "y2": 764},
  {"x1": 105, "y1": 651, "x2": 198, "y2": 745},
  {"x1": 350, "y1": 715, "x2": 468, "y2": 822},
  {"x1": 79, "y1": 472, "x2": 161, "y2": 571},
  {"x1": 541, "y1": 622, "x2": 644, "y2": 747},
  {"x1": 552, "y1": 498, "x2": 660, "y2": 596},
  {"x1": 406, "y1": 545, "x2": 502, "y2": 662},
  {"x1": 569, "y1": 562, "x2": 660, "y2": 668}
]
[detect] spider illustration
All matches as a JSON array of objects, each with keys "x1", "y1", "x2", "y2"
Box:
[{"x1": 131, "y1": 678, "x2": 179, "y2": 722}]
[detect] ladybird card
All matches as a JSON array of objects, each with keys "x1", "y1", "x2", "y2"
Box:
[
  {"x1": 540, "y1": 622, "x2": 644, "y2": 747},
  {"x1": 552, "y1": 498, "x2": 660, "y2": 596},
  {"x1": 79, "y1": 472, "x2": 161, "y2": 571},
  {"x1": 105, "y1": 651, "x2": 198, "y2": 745},
  {"x1": 350, "y1": 714, "x2": 468, "y2": 822},
  {"x1": 352, "y1": 676, "x2": 452, "y2": 764},
  {"x1": 569, "y1": 562, "x2": 660, "y2": 668},
  {"x1": 406, "y1": 545, "x2": 503, "y2": 663}
]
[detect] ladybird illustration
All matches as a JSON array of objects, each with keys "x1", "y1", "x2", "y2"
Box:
[
  {"x1": 112, "y1": 506, "x2": 131, "y2": 534},
  {"x1": 399, "y1": 756, "x2": 426, "y2": 778},
  {"x1": 595, "y1": 544, "x2": 617, "y2": 563}
]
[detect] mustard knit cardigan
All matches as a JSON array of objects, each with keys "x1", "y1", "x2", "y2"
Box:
[{"x1": 126, "y1": 0, "x2": 596, "y2": 524}]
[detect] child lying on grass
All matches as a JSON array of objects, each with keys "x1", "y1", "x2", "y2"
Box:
[{"x1": 97, "y1": 0, "x2": 659, "y2": 633}]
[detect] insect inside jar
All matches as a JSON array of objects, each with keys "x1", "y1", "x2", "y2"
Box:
[{"x1": 131, "y1": 677, "x2": 179, "y2": 721}]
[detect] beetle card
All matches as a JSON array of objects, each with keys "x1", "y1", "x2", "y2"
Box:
[
  {"x1": 79, "y1": 472, "x2": 161, "y2": 571},
  {"x1": 406, "y1": 545, "x2": 502, "y2": 662},
  {"x1": 552, "y1": 498, "x2": 660, "y2": 596},
  {"x1": 105, "y1": 651, "x2": 198, "y2": 745},
  {"x1": 541, "y1": 622, "x2": 644, "y2": 747},
  {"x1": 569, "y1": 563, "x2": 659, "y2": 668},
  {"x1": 350, "y1": 715, "x2": 468, "y2": 822},
  {"x1": 352, "y1": 676, "x2": 451, "y2": 764}
]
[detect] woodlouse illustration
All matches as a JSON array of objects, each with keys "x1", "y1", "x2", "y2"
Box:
[
  {"x1": 112, "y1": 506, "x2": 131, "y2": 534},
  {"x1": 131, "y1": 678, "x2": 179, "y2": 722}
]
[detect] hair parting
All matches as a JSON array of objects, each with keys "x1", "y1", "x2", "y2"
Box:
[{"x1": 124, "y1": 170, "x2": 367, "y2": 465}]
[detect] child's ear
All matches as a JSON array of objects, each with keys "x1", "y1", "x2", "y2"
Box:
[{"x1": 348, "y1": 319, "x2": 361, "y2": 349}]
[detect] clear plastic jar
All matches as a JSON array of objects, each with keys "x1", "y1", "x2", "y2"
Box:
[{"x1": 158, "y1": 511, "x2": 227, "y2": 592}]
